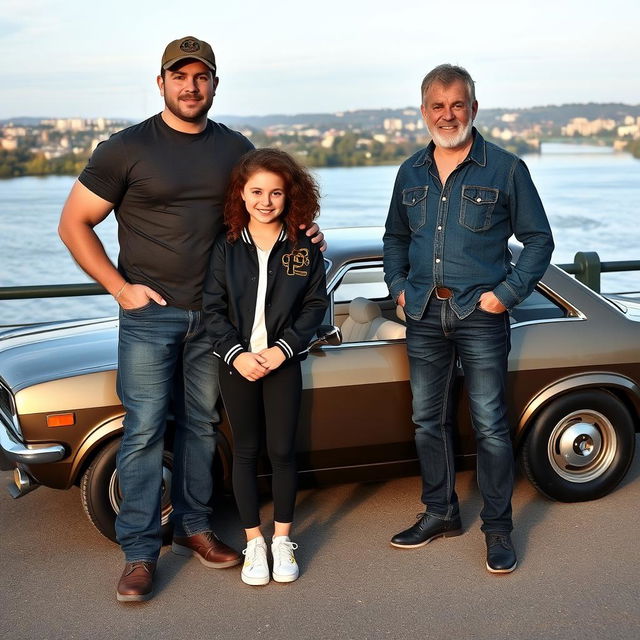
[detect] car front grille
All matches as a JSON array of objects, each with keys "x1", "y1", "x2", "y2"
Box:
[{"x1": 0, "y1": 381, "x2": 18, "y2": 431}]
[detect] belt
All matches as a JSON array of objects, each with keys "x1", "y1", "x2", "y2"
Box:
[{"x1": 434, "y1": 287, "x2": 453, "y2": 300}]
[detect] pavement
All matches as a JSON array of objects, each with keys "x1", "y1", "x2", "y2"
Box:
[{"x1": 2, "y1": 440, "x2": 640, "y2": 640}]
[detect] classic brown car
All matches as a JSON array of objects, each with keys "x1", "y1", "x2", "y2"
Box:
[{"x1": 1, "y1": 227, "x2": 639, "y2": 542}]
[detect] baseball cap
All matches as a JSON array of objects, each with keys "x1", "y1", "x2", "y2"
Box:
[{"x1": 161, "y1": 36, "x2": 216, "y2": 73}]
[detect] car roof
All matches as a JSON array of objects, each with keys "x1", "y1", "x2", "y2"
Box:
[
  {"x1": 322, "y1": 226, "x2": 525, "y2": 281},
  {"x1": 323, "y1": 227, "x2": 385, "y2": 280}
]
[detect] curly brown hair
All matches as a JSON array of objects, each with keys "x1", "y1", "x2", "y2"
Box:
[{"x1": 224, "y1": 148, "x2": 321, "y2": 243}]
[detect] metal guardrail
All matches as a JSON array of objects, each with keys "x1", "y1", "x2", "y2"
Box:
[
  {"x1": 0, "y1": 252, "x2": 639, "y2": 301},
  {"x1": 555, "y1": 252, "x2": 640, "y2": 293},
  {"x1": 0, "y1": 283, "x2": 106, "y2": 300}
]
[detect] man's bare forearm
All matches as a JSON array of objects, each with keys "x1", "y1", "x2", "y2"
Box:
[
  {"x1": 58, "y1": 220, "x2": 125, "y2": 296},
  {"x1": 58, "y1": 180, "x2": 126, "y2": 297}
]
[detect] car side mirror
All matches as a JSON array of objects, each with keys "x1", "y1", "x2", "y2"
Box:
[{"x1": 308, "y1": 325, "x2": 342, "y2": 351}]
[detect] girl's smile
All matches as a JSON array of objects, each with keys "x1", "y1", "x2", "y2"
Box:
[{"x1": 241, "y1": 170, "x2": 286, "y2": 227}]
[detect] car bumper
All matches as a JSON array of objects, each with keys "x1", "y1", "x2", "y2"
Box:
[{"x1": 0, "y1": 419, "x2": 66, "y2": 464}]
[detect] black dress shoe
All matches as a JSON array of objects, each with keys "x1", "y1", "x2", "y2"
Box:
[
  {"x1": 485, "y1": 532, "x2": 517, "y2": 573},
  {"x1": 390, "y1": 512, "x2": 463, "y2": 548}
]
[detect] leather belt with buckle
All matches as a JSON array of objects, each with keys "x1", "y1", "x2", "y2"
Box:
[{"x1": 434, "y1": 287, "x2": 453, "y2": 300}]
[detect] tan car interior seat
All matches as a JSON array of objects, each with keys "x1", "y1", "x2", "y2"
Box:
[{"x1": 341, "y1": 297, "x2": 406, "y2": 342}]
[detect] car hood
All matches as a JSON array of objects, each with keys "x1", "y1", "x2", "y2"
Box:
[{"x1": 0, "y1": 318, "x2": 118, "y2": 392}]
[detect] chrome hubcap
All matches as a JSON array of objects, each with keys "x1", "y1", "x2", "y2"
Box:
[
  {"x1": 108, "y1": 455, "x2": 173, "y2": 525},
  {"x1": 548, "y1": 409, "x2": 616, "y2": 483}
]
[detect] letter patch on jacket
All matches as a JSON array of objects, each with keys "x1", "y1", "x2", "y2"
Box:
[{"x1": 282, "y1": 248, "x2": 310, "y2": 276}]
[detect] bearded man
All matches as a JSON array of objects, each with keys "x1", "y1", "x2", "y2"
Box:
[
  {"x1": 59, "y1": 36, "x2": 323, "y2": 600},
  {"x1": 383, "y1": 64, "x2": 553, "y2": 573}
]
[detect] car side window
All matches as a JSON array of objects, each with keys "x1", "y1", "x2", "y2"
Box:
[
  {"x1": 333, "y1": 266, "x2": 389, "y2": 303},
  {"x1": 331, "y1": 266, "x2": 406, "y2": 342},
  {"x1": 510, "y1": 287, "x2": 567, "y2": 324}
]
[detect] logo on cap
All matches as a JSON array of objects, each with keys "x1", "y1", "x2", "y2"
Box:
[{"x1": 180, "y1": 39, "x2": 201, "y2": 54}]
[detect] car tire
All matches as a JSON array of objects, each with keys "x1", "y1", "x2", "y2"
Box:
[
  {"x1": 80, "y1": 438, "x2": 174, "y2": 543},
  {"x1": 522, "y1": 389, "x2": 635, "y2": 502}
]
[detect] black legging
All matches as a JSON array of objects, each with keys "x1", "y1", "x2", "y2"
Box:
[{"x1": 219, "y1": 359, "x2": 301, "y2": 529}]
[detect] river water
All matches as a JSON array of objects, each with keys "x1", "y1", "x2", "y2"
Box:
[{"x1": 1, "y1": 143, "x2": 639, "y2": 326}]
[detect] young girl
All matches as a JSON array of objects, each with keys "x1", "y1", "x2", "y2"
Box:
[{"x1": 203, "y1": 148, "x2": 328, "y2": 586}]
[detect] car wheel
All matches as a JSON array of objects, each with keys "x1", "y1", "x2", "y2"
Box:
[
  {"x1": 80, "y1": 438, "x2": 174, "y2": 543},
  {"x1": 522, "y1": 390, "x2": 635, "y2": 502}
]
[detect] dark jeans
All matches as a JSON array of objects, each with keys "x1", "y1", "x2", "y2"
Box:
[
  {"x1": 116, "y1": 302, "x2": 219, "y2": 562},
  {"x1": 219, "y1": 360, "x2": 301, "y2": 529},
  {"x1": 406, "y1": 297, "x2": 514, "y2": 532}
]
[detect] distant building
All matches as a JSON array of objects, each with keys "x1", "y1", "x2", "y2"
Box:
[
  {"x1": 3, "y1": 126, "x2": 26, "y2": 137},
  {"x1": 562, "y1": 117, "x2": 616, "y2": 136},
  {"x1": 55, "y1": 118, "x2": 86, "y2": 132},
  {"x1": 1, "y1": 137, "x2": 18, "y2": 151},
  {"x1": 617, "y1": 120, "x2": 640, "y2": 138},
  {"x1": 383, "y1": 118, "x2": 403, "y2": 132},
  {"x1": 490, "y1": 127, "x2": 514, "y2": 141},
  {"x1": 321, "y1": 135, "x2": 335, "y2": 149}
]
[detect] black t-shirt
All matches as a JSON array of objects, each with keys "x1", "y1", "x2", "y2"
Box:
[{"x1": 79, "y1": 114, "x2": 254, "y2": 309}]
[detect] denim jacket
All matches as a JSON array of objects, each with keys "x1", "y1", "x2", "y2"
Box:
[{"x1": 383, "y1": 128, "x2": 554, "y2": 320}]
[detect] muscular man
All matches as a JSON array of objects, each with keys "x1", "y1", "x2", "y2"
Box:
[
  {"x1": 59, "y1": 36, "x2": 323, "y2": 601},
  {"x1": 383, "y1": 64, "x2": 553, "y2": 573}
]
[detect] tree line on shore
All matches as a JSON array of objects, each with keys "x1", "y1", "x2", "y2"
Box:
[
  {"x1": 0, "y1": 131, "x2": 635, "y2": 179},
  {"x1": 0, "y1": 149, "x2": 88, "y2": 178}
]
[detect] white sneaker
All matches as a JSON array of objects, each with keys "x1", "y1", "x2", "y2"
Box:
[
  {"x1": 271, "y1": 536, "x2": 299, "y2": 583},
  {"x1": 241, "y1": 537, "x2": 269, "y2": 586}
]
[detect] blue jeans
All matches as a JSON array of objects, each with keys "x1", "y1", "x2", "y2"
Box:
[
  {"x1": 116, "y1": 302, "x2": 219, "y2": 562},
  {"x1": 406, "y1": 297, "x2": 514, "y2": 532}
]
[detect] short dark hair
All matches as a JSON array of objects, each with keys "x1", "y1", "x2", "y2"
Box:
[{"x1": 420, "y1": 64, "x2": 476, "y2": 104}]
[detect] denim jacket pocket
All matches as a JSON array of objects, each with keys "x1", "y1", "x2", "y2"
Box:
[
  {"x1": 402, "y1": 186, "x2": 428, "y2": 232},
  {"x1": 459, "y1": 185, "x2": 499, "y2": 232}
]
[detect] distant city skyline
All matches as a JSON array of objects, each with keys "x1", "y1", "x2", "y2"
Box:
[{"x1": 1, "y1": 0, "x2": 638, "y2": 120}]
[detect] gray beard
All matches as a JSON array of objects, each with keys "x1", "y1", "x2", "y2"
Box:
[{"x1": 428, "y1": 119, "x2": 473, "y2": 149}]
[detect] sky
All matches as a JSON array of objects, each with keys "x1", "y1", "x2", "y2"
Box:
[{"x1": 0, "y1": 0, "x2": 638, "y2": 120}]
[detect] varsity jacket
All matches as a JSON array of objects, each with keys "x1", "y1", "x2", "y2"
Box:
[{"x1": 203, "y1": 227, "x2": 329, "y2": 366}]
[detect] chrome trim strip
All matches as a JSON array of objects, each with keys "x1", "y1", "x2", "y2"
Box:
[
  {"x1": 320, "y1": 338, "x2": 403, "y2": 350},
  {"x1": 0, "y1": 419, "x2": 65, "y2": 464},
  {"x1": 326, "y1": 259, "x2": 384, "y2": 293},
  {"x1": 535, "y1": 279, "x2": 587, "y2": 320},
  {"x1": 327, "y1": 259, "x2": 385, "y2": 340},
  {"x1": 510, "y1": 316, "x2": 585, "y2": 329}
]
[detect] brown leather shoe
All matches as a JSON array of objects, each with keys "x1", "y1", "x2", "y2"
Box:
[
  {"x1": 116, "y1": 561, "x2": 156, "y2": 602},
  {"x1": 172, "y1": 531, "x2": 242, "y2": 568}
]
